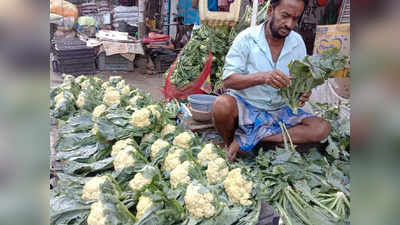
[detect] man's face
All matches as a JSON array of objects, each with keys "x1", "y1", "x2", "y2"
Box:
[{"x1": 269, "y1": 0, "x2": 305, "y2": 39}]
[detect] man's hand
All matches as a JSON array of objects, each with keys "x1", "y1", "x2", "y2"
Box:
[
  {"x1": 299, "y1": 91, "x2": 312, "y2": 107},
  {"x1": 264, "y1": 70, "x2": 291, "y2": 89},
  {"x1": 224, "y1": 140, "x2": 240, "y2": 162}
]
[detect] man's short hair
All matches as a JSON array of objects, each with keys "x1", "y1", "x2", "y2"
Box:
[{"x1": 269, "y1": 0, "x2": 309, "y2": 8}]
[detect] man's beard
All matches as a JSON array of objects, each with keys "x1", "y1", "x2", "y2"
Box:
[{"x1": 269, "y1": 16, "x2": 290, "y2": 39}]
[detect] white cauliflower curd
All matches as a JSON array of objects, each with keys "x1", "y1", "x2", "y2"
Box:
[
  {"x1": 160, "y1": 124, "x2": 176, "y2": 138},
  {"x1": 111, "y1": 138, "x2": 134, "y2": 156},
  {"x1": 223, "y1": 168, "x2": 253, "y2": 206},
  {"x1": 136, "y1": 195, "x2": 153, "y2": 219},
  {"x1": 184, "y1": 182, "x2": 215, "y2": 218},
  {"x1": 92, "y1": 104, "x2": 107, "y2": 121},
  {"x1": 113, "y1": 148, "x2": 136, "y2": 170},
  {"x1": 206, "y1": 157, "x2": 229, "y2": 185},
  {"x1": 197, "y1": 143, "x2": 219, "y2": 166},
  {"x1": 81, "y1": 176, "x2": 109, "y2": 201},
  {"x1": 130, "y1": 108, "x2": 151, "y2": 127},
  {"x1": 170, "y1": 161, "x2": 192, "y2": 189},
  {"x1": 173, "y1": 132, "x2": 193, "y2": 149},
  {"x1": 103, "y1": 88, "x2": 121, "y2": 105},
  {"x1": 150, "y1": 139, "x2": 170, "y2": 160},
  {"x1": 87, "y1": 202, "x2": 107, "y2": 225},
  {"x1": 163, "y1": 147, "x2": 184, "y2": 171}
]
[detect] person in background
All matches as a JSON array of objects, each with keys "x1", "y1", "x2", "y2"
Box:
[
  {"x1": 212, "y1": 0, "x2": 331, "y2": 162},
  {"x1": 192, "y1": 0, "x2": 219, "y2": 29},
  {"x1": 295, "y1": 0, "x2": 343, "y2": 54}
]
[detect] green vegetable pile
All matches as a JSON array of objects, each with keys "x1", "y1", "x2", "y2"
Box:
[
  {"x1": 280, "y1": 48, "x2": 349, "y2": 114},
  {"x1": 164, "y1": 2, "x2": 269, "y2": 92},
  {"x1": 165, "y1": 24, "x2": 235, "y2": 91},
  {"x1": 51, "y1": 73, "x2": 349, "y2": 224}
]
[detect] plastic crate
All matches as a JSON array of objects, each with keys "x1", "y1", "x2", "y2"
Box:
[
  {"x1": 154, "y1": 54, "x2": 176, "y2": 73},
  {"x1": 97, "y1": 52, "x2": 134, "y2": 71}
]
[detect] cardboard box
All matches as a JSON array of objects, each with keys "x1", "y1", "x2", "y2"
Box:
[{"x1": 313, "y1": 24, "x2": 350, "y2": 98}]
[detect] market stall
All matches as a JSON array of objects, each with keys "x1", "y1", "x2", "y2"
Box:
[
  {"x1": 50, "y1": 0, "x2": 174, "y2": 75},
  {"x1": 49, "y1": 1, "x2": 351, "y2": 225}
]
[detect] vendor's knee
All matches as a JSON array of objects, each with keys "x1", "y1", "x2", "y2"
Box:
[
  {"x1": 311, "y1": 118, "x2": 331, "y2": 142},
  {"x1": 212, "y1": 95, "x2": 236, "y2": 119}
]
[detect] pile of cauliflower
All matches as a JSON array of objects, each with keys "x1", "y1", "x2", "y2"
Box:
[
  {"x1": 223, "y1": 168, "x2": 253, "y2": 206},
  {"x1": 52, "y1": 75, "x2": 266, "y2": 225}
]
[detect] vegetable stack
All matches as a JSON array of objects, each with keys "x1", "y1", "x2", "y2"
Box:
[{"x1": 51, "y1": 73, "x2": 350, "y2": 224}]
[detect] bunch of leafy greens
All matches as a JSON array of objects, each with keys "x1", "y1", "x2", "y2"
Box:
[{"x1": 280, "y1": 48, "x2": 348, "y2": 114}]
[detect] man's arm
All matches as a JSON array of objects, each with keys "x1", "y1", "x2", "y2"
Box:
[
  {"x1": 223, "y1": 70, "x2": 291, "y2": 90},
  {"x1": 192, "y1": 0, "x2": 199, "y2": 8}
]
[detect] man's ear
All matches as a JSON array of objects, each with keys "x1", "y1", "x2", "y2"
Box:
[{"x1": 267, "y1": 5, "x2": 273, "y2": 20}]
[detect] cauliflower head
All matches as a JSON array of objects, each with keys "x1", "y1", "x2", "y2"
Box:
[
  {"x1": 81, "y1": 176, "x2": 109, "y2": 201},
  {"x1": 141, "y1": 133, "x2": 154, "y2": 144},
  {"x1": 93, "y1": 77, "x2": 103, "y2": 84},
  {"x1": 54, "y1": 91, "x2": 74, "y2": 109},
  {"x1": 121, "y1": 85, "x2": 130, "y2": 95},
  {"x1": 223, "y1": 168, "x2": 253, "y2": 206},
  {"x1": 150, "y1": 139, "x2": 170, "y2": 160},
  {"x1": 74, "y1": 75, "x2": 87, "y2": 84},
  {"x1": 91, "y1": 123, "x2": 98, "y2": 135},
  {"x1": 170, "y1": 161, "x2": 192, "y2": 189},
  {"x1": 80, "y1": 79, "x2": 91, "y2": 90},
  {"x1": 116, "y1": 80, "x2": 126, "y2": 89},
  {"x1": 87, "y1": 201, "x2": 107, "y2": 225},
  {"x1": 103, "y1": 88, "x2": 121, "y2": 105},
  {"x1": 197, "y1": 143, "x2": 219, "y2": 166},
  {"x1": 92, "y1": 104, "x2": 107, "y2": 121},
  {"x1": 111, "y1": 138, "x2": 133, "y2": 157},
  {"x1": 76, "y1": 93, "x2": 85, "y2": 108},
  {"x1": 206, "y1": 157, "x2": 229, "y2": 185},
  {"x1": 63, "y1": 74, "x2": 75, "y2": 83},
  {"x1": 113, "y1": 148, "x2": 136, "y2": 171},
  {"x1": 184, "y1": 183, "x2": 215, "y2": 218},
  {"x1": 129, "y1": 95, "x2": 143, "y2": 106},
  {"x1": 101, "y1": 81, "x2": 110, "y2": 89},
  {"x1": 173, "y1": 132, "x2": 194, "y2": 149},
  {"x1": 163, "y1": 147, "x2": 184, "y2": 171},
  {"x1": 60, "y1": 82, "x2": 73, "y2": 91},
  {"x1": 131, "y1": 108, "x2": 151, "y2": 127},
  {"x1": 146, "y1": 105, "x2": 161, "y2": 119},
  {"x1": 128, "y1": 172, "x2": 152, "y2": 192},
  {"x1": 136, "y1": 195, "x2": 153, "y2": 219},
  {"x1": 160, "y1": 124, "x2": 176, "y2": 138}
]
